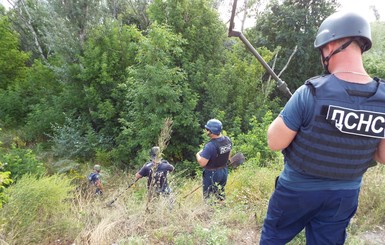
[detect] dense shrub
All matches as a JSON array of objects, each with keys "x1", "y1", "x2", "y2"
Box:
[
  {"x1": 49, "y1": 116, "x2": 112, "y2": 160},
  {"x1": 232, "y1": 111, "x2": 280, "y2": 167},
  {"x1": 0, "y1": 162, "x2": 12, "y2": 208},
  {"x1": 0, "y1": 144, "x2": 45, "y2": 180},
  {"x1": 0, "y1": 174, "x2": 79, "y2": 244}
]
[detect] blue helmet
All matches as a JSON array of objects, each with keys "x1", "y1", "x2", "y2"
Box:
[{"x1": 205, "y1": 119, "x2": 223, "y2": 135}]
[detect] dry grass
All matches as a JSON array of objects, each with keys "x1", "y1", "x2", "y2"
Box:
[
  {"x1": 2, "y1": 163, "x2": 385, "y2": 244},
  {"x1": 68, "y1": 163, "x2": 279, "y2": 244}
]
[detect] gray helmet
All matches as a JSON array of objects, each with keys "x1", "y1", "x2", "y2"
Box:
[
  {"x1": 205, "y1": 119, "x2": 223, "y2": 135},
  {"x1": 150, "y1": 146, "x2": 161, "y2": 159},
  {"x1": 94, "y1": 164, "x2": 101, "y2": 171},
  {"x1": 314, "y1": 11, "x2": 372, "y2": 52}
]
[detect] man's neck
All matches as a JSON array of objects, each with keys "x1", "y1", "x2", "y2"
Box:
[{"x1": 210, "y1": 133, "x2": 222, "y2": 139}]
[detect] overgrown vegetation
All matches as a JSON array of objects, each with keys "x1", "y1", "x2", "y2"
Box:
[
  {"x1": 1, "y1": 0, "x2": 385, "y2": 243},
  {"x1": 1, "y1": 160, "x2": 384, "y2": 244},
  {"x1": 0, "y1": 174, "x2": 78, "y2": 244}
]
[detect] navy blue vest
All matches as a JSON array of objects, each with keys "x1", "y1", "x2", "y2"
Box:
[
  {"x1": 283, "y1": 75, "x2": 385, "y2": 180},
  {"x1": 145, "y1": 160, "x2": 172, "y2": 192},
  {"x1": 206, "y1": 136, "x2": 232, "y2": 169}
]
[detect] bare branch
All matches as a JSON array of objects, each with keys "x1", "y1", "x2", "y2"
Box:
[
  {"x1": 278, "y1": 45, "x2": 297, "y2": 77},
  {"x1": 17, "y1": 0, "x2": 47, "y2": 62}
]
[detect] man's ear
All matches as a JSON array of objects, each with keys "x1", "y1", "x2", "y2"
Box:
[{"x1": 322, "y1": 42, "x2": 333, "y2": 56}]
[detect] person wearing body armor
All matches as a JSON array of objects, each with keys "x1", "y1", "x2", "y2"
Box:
[
  {"x1": 88, "y1": 164, "x2": 103, "y2": 195},
  {"x1": 196, "y1": 119, "x2": 232, "y2": 202},
  {"x1": 260, "y1": 11, "x2": 385, "y2": 245},
  {"x1": 135, "y1": 146, "x2": 174, "y2": 195}
]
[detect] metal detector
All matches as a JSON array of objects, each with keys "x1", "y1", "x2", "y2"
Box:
[
  {"x1": 105, "y1": 178, "x2": 139, "y2": 207},
  {"x1": 228, "y1": 0, "x2": 292, "y2": 98}
]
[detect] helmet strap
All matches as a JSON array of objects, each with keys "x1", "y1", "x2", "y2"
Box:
[{"x1": 321, "y1": 39, "x2": 354, "y2": 74}]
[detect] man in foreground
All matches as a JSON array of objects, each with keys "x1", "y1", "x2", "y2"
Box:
[{"x1": 260, "y1": 11, "x2": 385, "y2": 244}]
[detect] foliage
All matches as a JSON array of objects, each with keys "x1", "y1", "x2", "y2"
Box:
[
  {"x1": 0, "y1": 159, "x2": 382, "y2": 243},
  {"x1": 148, "y1": 0, "x2": 227, "y2": 119},
  {"x1": 1, "y1": 0, "x2": 291, "y2": 170},
  {"x1": 115, "y1": 23, "x2": 200, "y2": 166},
  {"x1": 0, "y1": 15, "x2": 29, "y2": 90},
  {"x1": 248, "y1": 0, "x2": 338, "y2": 90},
  {"x1": 49, "y1": 116, "x2": 112, "y2": 160},
  {"x1": 111, "y1": 0, "x2": 152, "y2": 30},
  {"x1": 0, "y1": 56, "x2": 64, "y2": 131},
  {"x1": 0, "y1": 159, "x2": 13, "y2": 208},
  {"x1": 0, "y1": 174, "x2": 78, "y2": 244},
  {"x1": 0, "y1": 89, "x2": 25, "y2": 127},
  {"x1": 63, "y1": 20, "x2": 142, "y2": 166},
  {"x1": 23, "y1": 99, "x2": 65, "y2": 141},
  {"x1": 209, "y1": 41, "x2": 281, "y2": 133},
  {"x1": 0, "y1": 143, "x2": 45, "y2": 180},
  {"x1": 0, "y1": 15, "x2": 30, "y2": 127},
  {"x1": 232, "y1": 111, "x2": 280, "y2": 167},
  {"x1": 364, "y1": 21, "x2": 385, "y2": 79}
]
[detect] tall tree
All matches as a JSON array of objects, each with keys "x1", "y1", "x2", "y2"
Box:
[
  {"x1": 116, "y1": 23, "x2": 200, "y2": 166},
  {"x1": 148, "y1": 0, "x2": 229, "y2": 123},
  {"x1": 73, "y1": 20, "x2": 141, "y2": 139},
  {"x1": 0, "y1": 14, "x2": 30, "y2": 127},
  {"x1": 248, "y1": 0, "x2": 338, "y2": 90},
  {"x1": 0, "y1": 15, "x2": 28, "y2": 90},
  {"x1": 364, "y1": 21, "x2": 385, "y2": 79}
]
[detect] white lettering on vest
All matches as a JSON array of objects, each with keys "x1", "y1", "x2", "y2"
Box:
[
  {"x1": 219, "y1": 144, "x2": 232, "y2": 154},
  {"x1": 327, "y1": 105, "x2": 385, "y2": 138}
]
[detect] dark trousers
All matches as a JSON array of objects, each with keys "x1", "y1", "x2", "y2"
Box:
[
  {"x1": 202, "y1": 168, "x2": 228, "y2": 200},
  {"x1": 260, "y1": 181, "x2": 359, "y2": 245}
]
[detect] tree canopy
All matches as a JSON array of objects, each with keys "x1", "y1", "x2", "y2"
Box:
[{"x1": 0, "y1": 0, "x2": 383, "y2": 174}]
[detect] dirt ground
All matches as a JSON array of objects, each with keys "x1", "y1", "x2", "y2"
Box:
[
  {"x1": 358, "y1": 227, "x2": 385, "y2": 245},
  {"x1": 239, "y1": 228, "x2": 385, "y2": 245}
]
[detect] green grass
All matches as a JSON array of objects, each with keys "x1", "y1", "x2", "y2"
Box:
[{"x1": 1, "y1": 163, "x2": 385, "y2": 244}]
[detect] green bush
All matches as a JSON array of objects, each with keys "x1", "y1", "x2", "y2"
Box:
[
  {"x1": 1, "y1": 144, "x2": 45, "y2": 180},
  {"x1": 0, "y1": 162, "x2": 12, "y2": 208},
  {"x1": 49, "y1": 116, "x2": 112, "y2": 160},
  {"x1": 232, "y1": 111, "x2": 280, "y2": 167},
  {"x1": 0, "y1": 174, "x2": 79, "y2": 244}
]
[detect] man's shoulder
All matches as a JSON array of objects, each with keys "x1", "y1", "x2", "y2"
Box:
[
  {"x1": 88, "y1": 172, "x2": 100, "y2": 181},
  {"x1": 160, "y1": 160, "x2": 174, "y2": 167},
  {"x1": 142, "y1": 162, "x2": 153, "y2": 169}
]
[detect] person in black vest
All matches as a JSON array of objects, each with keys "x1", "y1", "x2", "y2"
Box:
[
  {"x1": 260, "y1": 11, "x2": 385, "y2": 244},
  {"x1": 88, "y1": 164, "x2": 103, "y2": 195},
  {"x1": 196, "y1": 119, "x2": 232, "y2": 202},
  {"x1": 135, "y1": 146, "x2": 174, "y2": 195}
]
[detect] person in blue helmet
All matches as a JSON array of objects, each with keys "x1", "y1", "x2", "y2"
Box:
[
  {"x1": 135, "y1": 146, "x2": 175, "y2": 195},
  {"x1": 196, "y1": 119, "x2": 232, "y2": 202},
  {"x1": 260, "y1": 11, "x2": 385, "y2": 245},
  {"x1": 88, "y1": 164, "x2": 103, "y2": 195}
]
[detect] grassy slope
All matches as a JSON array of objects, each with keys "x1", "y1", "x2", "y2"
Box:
[
  {"x1": 72, "y1": 163, "x2": 385, "y2": 244},
  {"x1": 1, "y1": 162, "x2": 385, "y2": 244}
]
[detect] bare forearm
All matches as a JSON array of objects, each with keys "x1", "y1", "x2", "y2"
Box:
[{"x1": 196, "y1": 150, "x2": 208, "y2": 167}]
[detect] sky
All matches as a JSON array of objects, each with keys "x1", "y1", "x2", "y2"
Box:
[
  {"x1": 1, "y1": 0, "x2": 384, "y2": 23},
  {"x1": 338, "y1": 0, "x2": 385, "y2": 22},
  {"x1": 218, "y1": 0, "x2": 385, "y2": 30}
]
